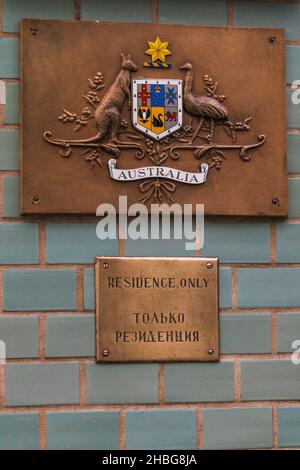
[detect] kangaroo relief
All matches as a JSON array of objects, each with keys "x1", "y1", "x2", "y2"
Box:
[{"x1": 44, "y1": 53, "x2": 141, "y2": 156}]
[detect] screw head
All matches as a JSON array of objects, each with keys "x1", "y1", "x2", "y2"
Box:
[
  {"x1": 32, "y1": 195, "x2": 40, "y2": 204},
  {"x1": 269, "y1": 36, "x2": 276, "y2": 44},
  {"x1": 102, "y1": 348, "x2": 109, "y2": 357},
  {"x1": 30, "y1": 27, "x2": 38, "y2": 36},
  {"x1": 102, "y1": 263, "x2": 109, "y2": 269},
  {"x1": 272, "y1": 197, "x2": 280, "y2": 206},
  {"x1": 208, "y1": 348, "x2": 214, "y2": 355},
  {"x1": 206, "y1": 262, "x2": 213, "y2": 269}
]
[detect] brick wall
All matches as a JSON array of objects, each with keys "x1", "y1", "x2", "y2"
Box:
[{"x1": 0, "y1": 0, "x2": 300, "y2": 450}]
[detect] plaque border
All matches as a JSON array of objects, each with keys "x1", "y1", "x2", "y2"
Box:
[{"x1": 95, "y1": 256, "x2": 220, "y2": 363}]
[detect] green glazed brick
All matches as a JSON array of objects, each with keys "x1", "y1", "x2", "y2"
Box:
[
  {"x1": 0, "y1": 223, "x2": 39, "y2": 264},
  {"x1": 276, "y1": 223, "x2": 300, "y2": 263},
  {"x1": 126, "y1": 409, "x2": 197, "y2": 450},
  {"x1": 45, "y1": 315, "x2": 95, "y2": 357},
  {"x1": 82, "y1": 0, "x2": 151, "y2": 22},
  {"x1": 3, "y1": 0, "x2": 74, "y2": 32},
  {"x1": 220, "y1": 314, "x2": 271, "y2": 354},
  {"x1": 203, "y1": 407, "x2": 273, "y2": 450},
  {"x1": 125, "y1": 237, "x2": 194, "y2": 257},
  {"x1": 287, "y1": 45, "x2": 300, "y2": 85},
  {"x1": 220, "y1": 267, "x2": 231, "y2": 308},
  {"x1": 202, "y1": 223, "x2": 270, "y2": 263},
  {"x1": 288, "y1": 134, "x2": 300, "y2": 173},
  {"x1": 0, "y1": 316, "x2": 38, "y2": 358},
  {"x1": 0, "y1": 129, "x2": 19, "y2": 170},
  {"x1": 278, "y1": 407, "x2": 300, "y2": 448},
  {"x1": 233, "y1": 1, "x2": 300, "y2": 41},
  {"x1": 238, "y1": 268, "x2": 300, "y2": 308},
  {"x1": 86, "y1": 363, "x2": 158, "y2": 404},
  {"x1": 0, "y1": 413, "x2": 39, "y2": 450},
  {"x1": 125, "y1": 216, "x2": 195, "y2": 257},
  {"x1": 3, "y1": 269, "x2": 77, "y2": 311},
  {"x1": 46, "y1": 223, "x2": 118, "y2": 263},
  {"x1": 159, "y1": 0, "x2": 227, "y2": 25},
  {"x1": 84, "y1": 268, "x2": 95, "y2": 310},
  {"x1": 3, "y1": 176, "x2": 20, "y2": 218},
  {"x1": 6, "y1": 363, "x2": 80, "y2": 406},
  {"x1": 5, "y1": 83, "x2": 19, "y2": 124},
  {"x1": 165, "y1": 362, "x2": 235, "y2": 403},
  {"x1": 242, "y1": 360, "x2": 300, "y2": 401},
  {"x1": 288, "y1": 179, "x2": 300, "y2": 218},
  {"x1": 47, "y1": 411, "x2": 119, "y2": 450},
  {"x1": 0, "y1": 38, "x2": 19, "y2": 78},
  {"x1": 277, "y1": 313, "x2": 300, "y2": 353}
]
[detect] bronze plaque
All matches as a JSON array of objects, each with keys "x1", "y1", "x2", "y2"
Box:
[
  {"x1": 95, "y1": 257, "x2": 219, "y2": 362},
  {"x1": 21, "y1": 20, "x2": 287, "y2": 216}
]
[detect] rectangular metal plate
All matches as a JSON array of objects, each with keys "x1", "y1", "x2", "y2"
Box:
[
  {"x1": 96, "y1": 257, "x2": 219, "y2": 362},
  {"x1": 21, "y1": 20, "x2": 287, "y2": 216}
]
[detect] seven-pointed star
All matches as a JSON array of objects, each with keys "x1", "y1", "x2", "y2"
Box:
[{"x1": 146, "y1": 36, "x2": 171, "y2": 63}]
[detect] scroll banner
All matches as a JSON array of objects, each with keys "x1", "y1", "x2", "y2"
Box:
[{"x1": 108, "y1": 159, "x2": 209, "y2": 185}]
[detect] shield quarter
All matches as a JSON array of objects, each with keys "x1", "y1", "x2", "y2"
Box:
[{"x1": 132, "y1": 79, "x2": 183, "y2": 140}]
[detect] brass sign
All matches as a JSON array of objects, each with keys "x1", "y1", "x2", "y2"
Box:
[
  {"x1": 95, "y1": 257, "x2": 219, "y2": 362},
  {"x1": 21, "y1": 20, "x2": 287, "y2": 216}
]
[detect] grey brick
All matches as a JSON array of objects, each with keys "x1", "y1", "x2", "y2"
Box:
[
  {"x1": 203, "y1": 407, "x2": 273, "y2": 449},
  {"x1": 0, "y1": 129, "x2": 19, "y2": 170},
  {"x1": 242, "y1": 360, "x2": 300, "y2": 401},
  {"x1": 165, "y1": 362, "x2": 234, "y2": 403},
  {"x1": 277, "y1": 313, "x2": 300, "y2": 353},
  {"x1": 46, "y1": 223, "x2": 117, "y2": 263},
  {"x1": 3, "y1": 0, "x2": 74, "y2": 32},
  {"x1": 86, "y1": 363, "x2": 158, "y2": 404},
  {"x1": 0, "y1": 413, "x2": 39, "y2": 450},
  {"x1": 276, "y1": 223, "x2": 300, "y2": 263},
  {"x1": 126, "y1": 409, "x2": 197, "y2": 450},
  {"x1": 0, "y1": 316, "x2": 38, "y2": 358},
  {"x1": 221, "y1": 314, "x2": 271, "y2": 354},
  {"x1": 3, "y1": 175, "x2": 19, "y2": 217},
  {"x1": 45, "y1": 315, "x2": 95, "y2": 357},
  {"x1": 0, "y1": 223, "x2": 39, "y2": 264},
  {"x1": 47, "y1": 411, "x2": 119, "y2": 450},
  {"x1": 159, "y1": 0, "x2": 227, "y2": 25},
  {"x1": 238, "y1": 268, "x2": 300, "y2": 308},
  {"x1": 82, "y1": 0, "x2": 151, "y2": 22},
  {"x1": 203, "y1": 223, "x2": 270, "y2": 263},
  {"x1": 278, "y1": 407, "x2": 300, "y2": 448},
  {"x1": 6, "y1": 363, "x2": 79, "y2": 406},
  {"x1": 84, "y1": 268, "x2": 95, "y2": 310},
  {"x1": 3, "y1": 269, "x2": 77, "y2": 311}
]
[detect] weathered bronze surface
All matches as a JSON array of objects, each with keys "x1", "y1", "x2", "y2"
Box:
[
  {"x1": 21, "y1": 20, "x2": 287, "y2": 215},
  {"x1": 95, "y1": 257, "x2": 219, "y2": 362}
]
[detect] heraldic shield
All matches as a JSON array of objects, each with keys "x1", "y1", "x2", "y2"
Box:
[{"x1": 132, "y1": 79, "x2": 183, "y2": 140}]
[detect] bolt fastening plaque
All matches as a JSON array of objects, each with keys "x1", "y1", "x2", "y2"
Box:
[{"x1": 20, "y1": 20, "x2": 287, "y2": 216}]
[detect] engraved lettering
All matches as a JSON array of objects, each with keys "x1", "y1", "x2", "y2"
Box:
[{"x1": 107, "y1": 276, "x2": 209, "y2": 288}]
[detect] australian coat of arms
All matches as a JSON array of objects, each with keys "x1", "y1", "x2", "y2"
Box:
[{"x1": 43, "y1": 34, "x2": 266, "y2": 204}]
